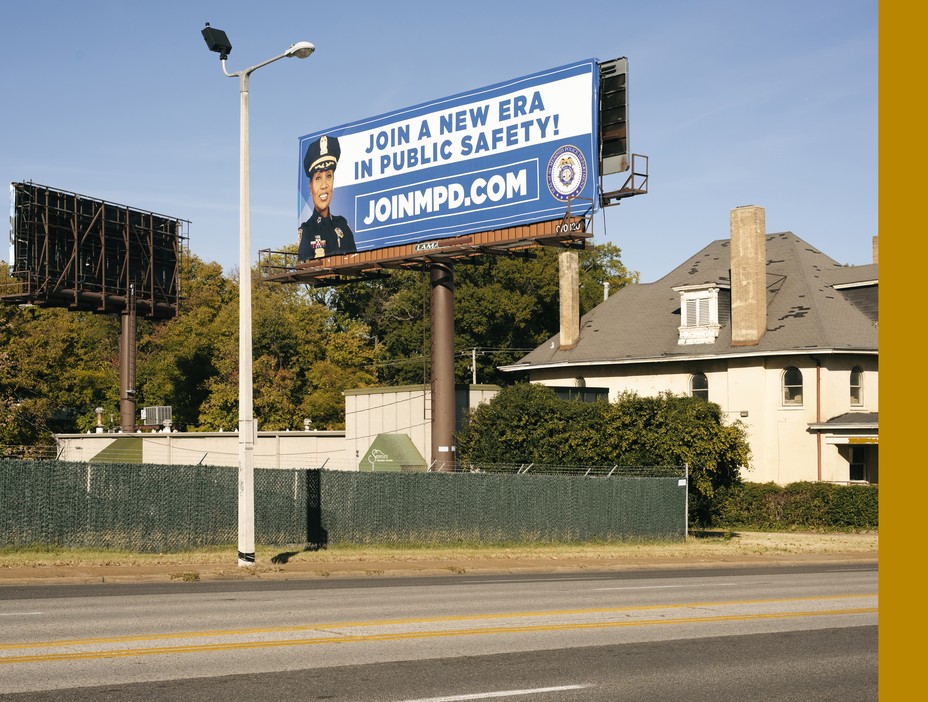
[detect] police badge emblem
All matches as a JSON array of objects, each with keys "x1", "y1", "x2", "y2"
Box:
[
  {"x1": 312, "y1": 234, "x2": 325, "y2": 259},
  {"x1": 546, "y1": 145, "x2": 588, "y2": 201}
]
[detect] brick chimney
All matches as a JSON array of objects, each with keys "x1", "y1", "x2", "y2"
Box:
[
  {"x1": 872, "y1": 235, "x2": 879, "y2": 264},
  {"x1": 730, "y1": 205, "x2": 767, "y2": 346}
]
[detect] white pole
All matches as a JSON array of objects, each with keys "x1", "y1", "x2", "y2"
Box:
[
  {"x1": 237, "y1": 69, "x2": 256, "y2": 567},
  {"x1": 472, "y1": 348, "x2": 477, "y2": 385},
  {"x1": 216, "y1": 40, "x2": 315, "y2": 569}
]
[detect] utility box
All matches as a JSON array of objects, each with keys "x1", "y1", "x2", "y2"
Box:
[
  {"x1": 140, "y1": 406, "x2": 172, "y2": 426},
  {"x1": 359, "y1": 434, "x2": 427, "y2": 472}
]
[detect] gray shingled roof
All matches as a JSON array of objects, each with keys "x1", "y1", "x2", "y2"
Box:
[
  {"x1": 830, "y1": 264, "x2": 878, "y2": 286},
  {"x1": 809, "y1": 412, "x2": 879, "y2": 431},
  {"x1": 504, "y1": 231, "x2": 878, "y2": 371}
]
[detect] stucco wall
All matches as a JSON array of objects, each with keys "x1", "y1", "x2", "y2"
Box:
[
  {"x1": 345, "y1": 385, "x2": 500, "y2": 469},
  {"x1": 56, "y1": 431, "x2": 349, "y2": 470}
]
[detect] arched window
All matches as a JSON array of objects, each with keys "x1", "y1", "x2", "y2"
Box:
[
  {"x1": 850, "y1": 367, "x2": 863, "y2": 406},
  {"x1": 691, "y1": 372, "x2": 709, "y2": 401},
  {"x1": 783, "y1": 367, "x2": 803, "y2": 406}
]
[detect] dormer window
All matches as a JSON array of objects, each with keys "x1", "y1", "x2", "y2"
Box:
[
  {"x1": 686, "y1": 296, "x2": 711, "y2": 326},
  {"x1": 673, "y1": 284, "x2": 724, "y2": 345}
]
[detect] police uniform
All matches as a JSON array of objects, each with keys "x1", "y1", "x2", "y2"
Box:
[{"x1": 297, "y1": 135, "x2": 357, "y2": 261}]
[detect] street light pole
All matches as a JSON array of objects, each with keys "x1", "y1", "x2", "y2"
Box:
[
  {"x1": 203, "y1": 26, "x2": 315, "y2": 567},
  {"x1": 232, "y1": 63, "x2": 256, "y2": 567}
]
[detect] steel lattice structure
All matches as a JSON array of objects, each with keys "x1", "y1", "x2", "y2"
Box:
[{"x1": 4, "y1": 182, "x2": 187, "y2": 319}]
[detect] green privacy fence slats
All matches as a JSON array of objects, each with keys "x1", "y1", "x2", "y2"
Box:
[
  {"x1": 1, "y1": 460, "x2": 685, "y2": 552},
  {"x1": 316, "y1": 471, "x2": 684, "y2": 544}
]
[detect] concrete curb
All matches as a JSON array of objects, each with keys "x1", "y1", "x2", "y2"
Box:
[{"x1": 0, "y1": 551, "x2": 878, "y2": 586}]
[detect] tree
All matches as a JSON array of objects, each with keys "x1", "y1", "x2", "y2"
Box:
[
  {"x1": 456, "y1": 383, "x2": 606, "y2": 465},
  {"x1": 2, "y1": 252, "x2": 384, "y2": 440},
  {"x1": 2, "y1": 238, "x2": 637, "y2": 443},
  {"x1": 136, "y1": 255, "x2": 234, "y2": 430},
  {"x1": 601, "y1": 392, "x2": 750, "y2": 519},
  {"x1": 327, "y1": 243, "x2": 638, "y2": 386},
  {"x1": 0, "y1": 302, "x2": 120, "y2": 442},
  {"x1": 457, "y1": 385, "x2": 750, "y2": 523},
  {"x1": 181, "y1": 263, "x2": 380, "y2": 432}
]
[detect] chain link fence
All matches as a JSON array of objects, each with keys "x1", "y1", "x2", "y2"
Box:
[
  {"x1": 447, "y1": 462, "x2": 684, "y2": 477},
  {"x1": 1, "y1": 458, "x2": 687, "y2": 551}
]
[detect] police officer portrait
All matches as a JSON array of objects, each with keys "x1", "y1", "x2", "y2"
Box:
[{"x1": 297, "y1": 135, "x2": 357, "y2": 261}]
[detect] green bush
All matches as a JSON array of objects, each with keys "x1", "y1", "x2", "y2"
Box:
[
  {"x1": 711, "y1": 481, "x2": 877, "y2": 531},
  {"x1": 458, "y1": 385, "x2": 751, "y2": 526}
]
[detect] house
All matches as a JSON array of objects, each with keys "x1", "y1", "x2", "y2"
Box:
[{"x1": 501, "y1": 206, "x2": 878, "y2": 485}]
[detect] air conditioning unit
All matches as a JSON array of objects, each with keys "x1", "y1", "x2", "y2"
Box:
[{"x1": 140, "y1": 406, "x2": 172, "y2": 425}]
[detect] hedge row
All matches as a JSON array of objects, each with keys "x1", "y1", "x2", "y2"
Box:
[{"x1": 709, "y1": 482, "x2": 878, "y2": 531}]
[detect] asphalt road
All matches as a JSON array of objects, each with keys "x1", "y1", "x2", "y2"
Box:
[{"x1": 0, "y1": 563, "x2": 878, "y2": 701}]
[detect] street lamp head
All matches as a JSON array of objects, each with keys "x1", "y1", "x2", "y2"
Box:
[
  {"x1": 286, "y1": 41, "x2": 316, "y2": 59},
  {"x1": 202, "y1": 23, "x2": 232, "y2": 60}
]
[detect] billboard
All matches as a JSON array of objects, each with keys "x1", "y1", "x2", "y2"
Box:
[
  {"x1": 4, "y1": 182, "x2": 185, "y2": 318},
  {"x1": 296, "y1": 59, "x2": 600, "y2": 261}
]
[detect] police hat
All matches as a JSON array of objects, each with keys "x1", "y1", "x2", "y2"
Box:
[{"x1": 304, "y1": 135, "x2": 340, "y2": 176}]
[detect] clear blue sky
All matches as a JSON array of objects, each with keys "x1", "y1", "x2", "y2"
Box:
[{"x1": 0, "y1": 0, "x2": 877, "y2": 283}]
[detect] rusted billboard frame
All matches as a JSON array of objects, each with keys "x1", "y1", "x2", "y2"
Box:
[
  {"x1": 4, "y1": 182, "x2": 187, "y2": 318},
  {"x1": 260, "y1": 213, "x2": 592, "y2": 287},
  {"x1": 3, "y1": 182, "x2": 189, "y2": 431}
]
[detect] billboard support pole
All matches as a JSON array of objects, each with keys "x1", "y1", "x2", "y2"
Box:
[
  {"x1": 118, "y1": 284, "x2": 137, "y2": 433},
  {"x1": 430, "y1": 261, "x2": 456, "y2": 471}
]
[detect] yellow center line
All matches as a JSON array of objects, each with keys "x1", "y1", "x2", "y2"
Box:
[
  {"x1": 0, "y1": 607, "x2": 877, "y2": 665},
  {"x1": 0, "y1": 592, "x2": 877, "y2": 652}
]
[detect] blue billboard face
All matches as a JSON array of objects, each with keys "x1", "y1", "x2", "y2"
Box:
[{"x1": 297, "y1": 59, "x2": 599, "y2": 261}]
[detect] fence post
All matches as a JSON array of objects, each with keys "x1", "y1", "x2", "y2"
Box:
[{"x1": 684, "y1": 463, "x2": 689, "y2": 539}]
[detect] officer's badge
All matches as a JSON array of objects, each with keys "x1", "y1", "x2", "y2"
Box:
[
  {"x1": 546, "y1": 145, "x2": 588, "y2": 202},
  {"x1": 312, "y1": 234, "x2": 325, "y2": 259}
]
